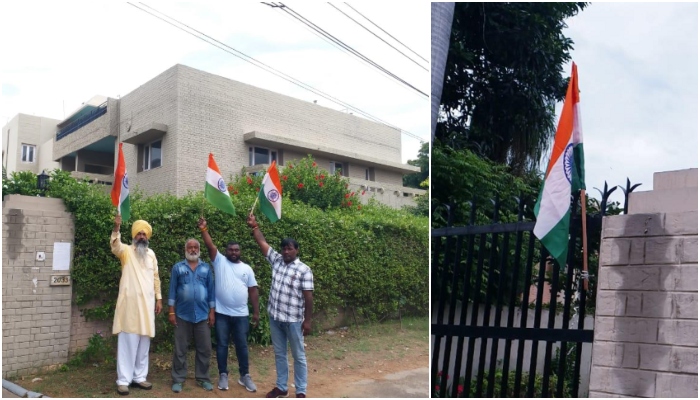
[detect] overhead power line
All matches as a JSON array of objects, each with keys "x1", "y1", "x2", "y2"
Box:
[
  {"x1": 128, "y1": 2, "x2": 424, "y2": 142},
  {"x1": 327, "y1": 3, "x2": 428, "y2": 72},
  {"x1": 343, "y1": 3, "x2": 429, "y2": 64},
  {"x1": 264, "y1": 2, "x2": 428, "y2": 98}
]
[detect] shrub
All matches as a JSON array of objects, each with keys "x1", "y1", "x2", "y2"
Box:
[{"x1": 3, "y1": 163, "x2": 428, "y2": 349}]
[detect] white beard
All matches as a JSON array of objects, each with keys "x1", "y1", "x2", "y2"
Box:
[
  {"x1": 135, "y1": 241, "x2": 149, "y2": 260},
  {"x1": 185, "y1": 252, "x2": 200, "y2": 262}
]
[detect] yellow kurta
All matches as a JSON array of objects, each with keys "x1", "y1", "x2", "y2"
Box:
[{"x1": 110, "y1": 232, "x2": 162, "y2": 337}]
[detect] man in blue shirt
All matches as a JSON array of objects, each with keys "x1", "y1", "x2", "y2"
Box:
[
  {"x1": 198, "y1": 217, "x2": 260, "y2": 393},
  {"x1": 167, "y1": 238, "x2": 215, "y2": 393}
]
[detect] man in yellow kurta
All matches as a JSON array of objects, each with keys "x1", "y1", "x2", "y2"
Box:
[{"x1": 111, "y1": 214, "x2": 163, "y2": 396}]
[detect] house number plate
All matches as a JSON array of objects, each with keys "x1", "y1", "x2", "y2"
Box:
[{"x1": 50, "y1": 275, "x2": 71, "y2": 286}]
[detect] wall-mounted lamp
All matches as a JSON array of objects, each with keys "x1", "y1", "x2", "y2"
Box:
[{"x1": 37, "y1": 170, "x2": 49, "y2": 196}]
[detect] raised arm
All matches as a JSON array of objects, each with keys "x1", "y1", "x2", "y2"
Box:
[
  {"x1": 198, "y1": 217, "x2": 218, "y2": 262},
  {"x1": 113, "y1": 213, "x2": 121, "y2": 233},
  {"x1": 246, "y1": 214, "x2": 270, "y2": 256},
  {"x1": 110, "y1": 214, "x2": 126, "y2": 262}
]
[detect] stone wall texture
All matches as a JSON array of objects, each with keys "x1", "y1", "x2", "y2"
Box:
[{"x1": 589, "y1": 170, "x2": 698, "y2": 398}]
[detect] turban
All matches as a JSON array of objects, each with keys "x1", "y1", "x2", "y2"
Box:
[{"x1": 132, "y1": 220, "x2": 153, "y2": 239}]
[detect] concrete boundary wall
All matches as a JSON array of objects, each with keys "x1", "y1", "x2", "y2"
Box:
[
  {"x1": 589, "y1": 169, "x2": 698, "y2": 398},
  {"x1": 2, "y1": 195, "x2": 74, "y2": 377},
  {"x1": 2, "y1": 195, "x2": 111, "y2": 378}
]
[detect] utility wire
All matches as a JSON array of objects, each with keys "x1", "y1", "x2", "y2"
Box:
[
  {"x1": 129, "y1": 2, "x2": 424, "y2": 141},
  {"x1": 267, "y1": 2, "x2": 428, "y2": 98},
  {"x1": 276, "y1": 2, "x2": 427, "y2": 97},
  {"x1": 327, "y1": 3, "x2": 428, "y2": 72},
  {"x1": 343, "y1": 3, "x2": 428, "y2": 63}
]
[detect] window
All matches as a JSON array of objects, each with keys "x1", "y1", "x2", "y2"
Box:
[
  {"x1": 21, "y1": 144, "x2": 36, "y2": 163},
  {"x1": 143, "y1": 140, "x2": 162, "y2": 170},
  {"x1": 365, "y1": 167, "x2": 375, "y2": 181},
  {"x1": 249, "y1": 146, "x2": 277, "y2": 166},
  {"x1": 330, "y1": 161, "x2": 349, "y2": 177}
]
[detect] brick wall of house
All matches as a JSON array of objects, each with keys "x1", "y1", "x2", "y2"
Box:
[{"x1": 47, "y1": 64, "x2": 420, "y2": 208}]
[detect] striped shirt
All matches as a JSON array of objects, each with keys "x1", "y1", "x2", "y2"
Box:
[{"x1": 266, "y1": 247, "x2": 314, "y2": 322}]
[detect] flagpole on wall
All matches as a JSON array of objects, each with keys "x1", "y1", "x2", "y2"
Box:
[{"x1": 580, "y1": 190, "x2": 589, "y2": 291}]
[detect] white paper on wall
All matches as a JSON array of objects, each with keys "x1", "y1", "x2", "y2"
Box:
[{"x1": 52, "y1": 242, "x2": 72, "y2": 271}]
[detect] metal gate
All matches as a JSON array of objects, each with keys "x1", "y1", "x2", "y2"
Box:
[{"x1": 431, "y1": 196, "x2": 594, "y2": 397}]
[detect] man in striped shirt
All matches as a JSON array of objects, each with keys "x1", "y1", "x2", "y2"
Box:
[{"x1": 247, "y1": 214, "x2": 314, "y2": 399}]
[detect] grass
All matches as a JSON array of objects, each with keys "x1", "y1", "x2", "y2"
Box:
[{"x1": 14, "y1": 316, "x2": 429, "y2": 398}]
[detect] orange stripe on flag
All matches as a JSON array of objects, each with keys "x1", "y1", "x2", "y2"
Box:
[
  {"x1": 208, "y1": 153, "x2": 222, "y2": 174},
  {"x1": 111, "y1": 143, "x2": 125, "y2": 207},
  {"x1": 267, "y1": 160, "x2": 282, "y2": 195},
  {"x1": 544, "y1": 62, "x2": 580, "y2": 178}
]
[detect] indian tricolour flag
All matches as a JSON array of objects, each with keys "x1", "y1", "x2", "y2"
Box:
[
  {"x1": 534, "y1": 62, "x2": 585, "y2": 269},
  {"x1": 258, "y1": 161, "x2": 282, "y2": 223},
  {"x1": 205, "y1": 153, "x2": 236, "y2": 215},
  {"x1": 111, "y1": 143, "x2": 130, "y2": 221}
]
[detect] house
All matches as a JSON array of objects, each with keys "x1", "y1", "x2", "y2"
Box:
[
  {"x1": 7, "y1": 64, "x2": 423, "y2": 208},
  {"x1": 2, "y1": 114, "x2": 61, "y2": 176}
]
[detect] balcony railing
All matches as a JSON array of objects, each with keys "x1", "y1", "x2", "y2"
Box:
[{"x1": 56, "y1": 102, "x2": 108, "y2": 141}]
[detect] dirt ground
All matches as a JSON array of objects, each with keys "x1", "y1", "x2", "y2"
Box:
[{"x1": 13, "y1": 317, "x2": 429, "y2": 398}]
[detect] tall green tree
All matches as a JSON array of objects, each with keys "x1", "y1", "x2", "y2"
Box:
[
  {"x1": 436, "y1": 2, "x2": 587, "y2": 175},
  {"x1": 403, "y1": 141, "x2": 429, "y2": 189}
]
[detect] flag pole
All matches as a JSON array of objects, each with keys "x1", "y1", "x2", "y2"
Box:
[
  {"x1": 580, "y1": 190, "x2": 589, "y2": 291},
  {"x1": 249, "y1": 195, "x2": 259, "y2": 216}
]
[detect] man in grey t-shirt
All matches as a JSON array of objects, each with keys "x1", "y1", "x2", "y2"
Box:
[{"x1": 198, "y1": 217, "x2": 260, "y2": 393}]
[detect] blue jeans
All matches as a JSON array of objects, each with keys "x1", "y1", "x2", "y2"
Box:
[
  {"x1": 215, "y1": 313, "x2": 249, "y2": 377},
  {"x1": 269, "y1": 318, "x2": 307, "y2": 394}
]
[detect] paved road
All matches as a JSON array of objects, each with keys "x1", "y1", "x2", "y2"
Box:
[
  {"x1": 3, "y1": 388, "x2": 20, "y2": 398},
  {"x1": 333, "y1": 367, "x2": 428, "y2": 398}
]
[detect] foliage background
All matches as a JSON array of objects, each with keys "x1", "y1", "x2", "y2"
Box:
[{"x1": 2, "y1": 158, "x2": 428, "y2": 350}]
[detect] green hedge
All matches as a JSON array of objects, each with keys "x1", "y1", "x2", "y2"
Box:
[{"x1": 3, "y1": 164, "x2": 428, "y2": 349}]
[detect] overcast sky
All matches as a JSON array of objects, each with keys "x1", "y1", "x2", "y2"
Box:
[
  {"x1": 0, "y1": 1, "x2": 429, "y2": 163},
  {"x1": 556, "y1": 2, "x2": 698, "y2": 205}
]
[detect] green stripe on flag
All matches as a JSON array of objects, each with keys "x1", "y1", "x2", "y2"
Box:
[
  {"x1": 539, "y1": 210, "x2": 570, "y2": 270},
  {"x1": 572, "y1": 143, "x2": 585, "y2": 192},
  {"x1": 205, "y1": 182, "x2": 236, "y2": 215},
  {"x1": 120, "y1": 196, "x2": 130, "y2": 222},
  {"x1": 258, "y1": 189, "x2": 280, "y2": 223}
]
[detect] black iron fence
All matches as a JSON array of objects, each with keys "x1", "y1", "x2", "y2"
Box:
[
  {"x1": 432, "y1": 196, "x2": 589, "y2": 397},
  {"x1": 431, "y1": 181, "x2": 639, "y2": 397}
]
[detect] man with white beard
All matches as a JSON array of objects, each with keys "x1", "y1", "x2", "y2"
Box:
[
  {"x1": 111, "y1": 215, "x2": 163, "y2": 396},
  {"x1": 167, "y1": 238, "x2": 215, "y2": 392}
]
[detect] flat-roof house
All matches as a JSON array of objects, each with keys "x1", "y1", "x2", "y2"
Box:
[{"x1": 8, "y1": 64, "x2": 425, "y2": 208}]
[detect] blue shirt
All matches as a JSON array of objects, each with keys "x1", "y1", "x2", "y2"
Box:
[{"x1": 168, "y1": 259, "x2": 215, "y2": 323}]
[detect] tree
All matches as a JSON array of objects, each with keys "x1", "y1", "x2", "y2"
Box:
[
  {"x1": 403, "y1": 141, "x2": 429, "y2": 189},
  {"x1": 435, "y1": 2, "x2": 587, "y2": 175}
]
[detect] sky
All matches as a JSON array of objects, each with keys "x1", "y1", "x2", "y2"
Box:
[
  {"x1": 556, "y1": 2, "x2": 698, "y2": 205},
  {"x1": 0, "y1": 1, "x2": 429, "y2": 163}
]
